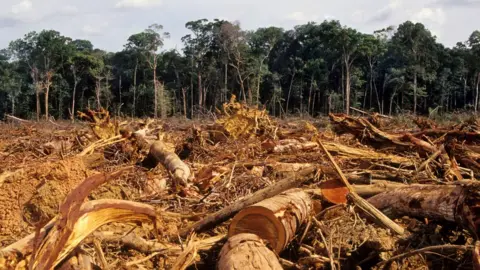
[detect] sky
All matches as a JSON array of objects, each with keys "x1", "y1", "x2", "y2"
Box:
[{"x1": 0, "y1": 0, "x2": 480, "y2": 52}]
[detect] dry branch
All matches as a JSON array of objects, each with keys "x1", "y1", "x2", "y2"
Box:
[
  {"x1": 217, "y1": 233, "x2": 283, "y2": 270},
  {"x1": 179, "y1": 166, "x2": 318, "y2": 237},
  {"x1": 317, "y1": 139, "x2": 405, "y2": 235},
  {"x1": 377, "y1": 244, "x2": 473, "y2": 268},
  {"x1": 228, "y1": 189, "x2": 312, "y2": 253}
]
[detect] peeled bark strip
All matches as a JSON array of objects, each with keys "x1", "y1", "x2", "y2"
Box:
[
  {"x1": 144, "y1": 141, "x2": 191, "y2": 186},
  {"x1": 217, "y1": 233, "x2": 282, "y2": 270},
  {"x1": 31, "y1": 199, "x2": 157, "y2": 270},
  {"x1": 368, "y1": 182, "x2": 480, "y2": 238},
  {"x1": 228, "y1": 189, "x2": 312, "y2": 253}
]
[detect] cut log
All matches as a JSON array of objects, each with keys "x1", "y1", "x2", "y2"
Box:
[
  {"x1": 228, "y1": 189, "x2": 312, "y2": 253},
  {"x1": 217, "y1": 233, "x2": 282, "y2": 270},
  {"x1": 367, "y1": 181, "x2": 480, "y2": 238},
  {"x1": 143, "y1": 140, "x2": 191, "y2": 186},
  {"x1": 179, "y1": 167, "x2": 318, "y2": 237}
]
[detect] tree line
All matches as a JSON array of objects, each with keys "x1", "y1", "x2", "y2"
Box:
[{"x1": 1, "y1": 18, "x2": 480, "y2": 120}]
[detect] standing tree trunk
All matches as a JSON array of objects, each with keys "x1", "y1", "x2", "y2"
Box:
[
  {"x1": 36, "y1": 87, "x2": 41, "y2": 121},
  {"x1": 476, "y1": 72, "x2": 480, "y2": 114},
  {"x1": 464, "y1": 76, "x2": 468, "y2": 109},
  {"x1": 182, "y1": 87, "x2": 187, "y2": 118},
  {"x1": 44, "y1": 71, "x2": 53, "y2": 121},
  {"x1": 308, "y1": 76, "x2": 314, "y2": 116},
  {"x1": 374, "y1": 77, "x2": 382, "y2": 113},
  {"x1": 159, "y1": 81, "x2": 166, "y2": 119},
  {"x1": 224, "y1": 63, "x2": 228, "y2": 103},
  {"x1": 198, "y1": 73, "x2": 202, "y2": 111},
  {"x1": 95, "y1": 77, "x2": 102, "y2": 109},
  {"x1": 119, "y1": 74, "x2": 122, "y2": 105},
  {"x1": 71, "y1": 66, "x2": 79, "y2": 122},
  {"x1": 153, "y1": 57, "x2": 158, "y2": 119},
  {"x1": 286, "y1": 71, "x2": 296, "y2": 114},
  {"x1": 131, "y1": 59, "x2": 138, "y2": 117},
  {"x1": 345, "y1": 57, "x2": 351, "y2": 115},
  {"x1": 31, "y1": 68, "x2": 41, "y2": 121},
  {"x1": 413, "y1": 69, "x2": 418, "y2": 114},
  {"x1": 10, "y1": 95, "x2": 15, "y2": 115},
  {"x1": 256, "y1": 64, "x2": 262, "y2": 105}
]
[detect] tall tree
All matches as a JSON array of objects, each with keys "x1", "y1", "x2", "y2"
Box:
[
  {"x1": 126, "y1": 24, "x2": 169, "y2": 118},
  {"x1": 392, "y1": 21, "x2": 438, "y2": 114}
]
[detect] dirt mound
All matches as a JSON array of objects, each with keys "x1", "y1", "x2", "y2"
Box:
[{"x1": 0, "y1": 156, "x2": 96, "y2": 242}]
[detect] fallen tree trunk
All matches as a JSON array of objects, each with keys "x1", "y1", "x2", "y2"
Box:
[
  {"x1": 228, "y1": 189, "x2": 312, "y2": 253},
  {"x1": 143, "y1": 140, "x2": 191, "y2": 186},
  {"x1": 368, "y1": 182, "x2": 480, "y2": 238},
  {"x1": 179, "y1": 167, "x2": 318, "y2": 237},
  {"x1": 217, "y1": 233, "x2": 283, "y2": 270}
]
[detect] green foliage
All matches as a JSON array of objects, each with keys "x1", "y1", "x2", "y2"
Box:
[{"x1": 2, "y1": 19, "x2": 480, "y2": 120}]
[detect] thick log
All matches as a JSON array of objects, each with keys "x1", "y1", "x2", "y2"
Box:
[
  {"x1": 367, "y1": 182, "x2": 480, "y2": 238},
  {"x1": 228, "y1": 189, "x2": 312, "y2": 253},
  {"x1": 179, "y1": 167, "x2": 318, "y2": 237},
  {"x1": 217, "y1": 233, "x2": 282, "y2": 270}
]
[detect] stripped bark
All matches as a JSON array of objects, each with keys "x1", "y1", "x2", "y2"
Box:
[
  {"x1": 217, "y1": 233, "x2": 283, "y2": 270},
  {"x1": 31, "y1": 199, "x2": 157, "y2": 270},
  {"x1": 228, "y1": 189, "x2": 312, "y2": 253}
]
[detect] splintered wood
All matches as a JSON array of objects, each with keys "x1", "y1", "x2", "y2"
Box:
[{"x1": 2, "y1": 106, "x2": 480, "y2": 269}]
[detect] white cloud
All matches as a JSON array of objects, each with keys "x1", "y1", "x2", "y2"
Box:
[
  {"x1": 324, "y1": 14, "x2": 336, "y2": 20},
  {"x1": 11, "y1": 0, "x2": 32, "y2": 14},
  {"x1": 412, "y1": 8, "x2": 446, "y2": 25},
  {"x1": 115, "y1": 0, "x2": 162, "y2": 9},
  {"x1": 351, "y1": 10, "x2": 364, "y2": 23},
  {"x1": 82, "y1": 22, "x2": 109, "y2": 36},
  {"x1": 286, "y1": 11, "x2": 308, "y2": 22},
  {"x1": 60, "y1": 5, "x2": 78, "y2": 15},
  {"x1": 368, "y1": 0, "x2": 402, "y2": 23},
  {"x1": 285, "y1": 11, "x2": 320, "y2": 22}
]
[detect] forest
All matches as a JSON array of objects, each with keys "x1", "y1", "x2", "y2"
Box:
[{"x1": 1, "y1": 18, "x2": 480, "y2": 120}]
